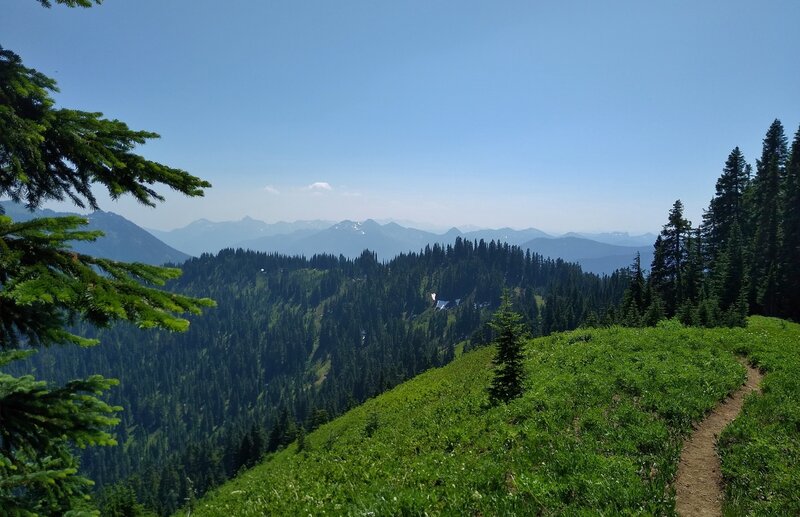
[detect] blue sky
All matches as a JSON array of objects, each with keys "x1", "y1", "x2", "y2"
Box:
[{"x1": 3, "y1": 0, "x2": 799, "y2": 233}]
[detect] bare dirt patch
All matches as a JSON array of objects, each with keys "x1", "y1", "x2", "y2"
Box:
[{"x1": 674, "y1": 360, "x2": 763, "y2": 516}]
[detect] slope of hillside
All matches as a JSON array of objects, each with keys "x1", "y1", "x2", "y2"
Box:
[
  {"x1": 17, "y1": 242, "x2": 627, "y2": 514},
  {"x1": 189, "y1": 317, "x2": 800, "y2": 516}
]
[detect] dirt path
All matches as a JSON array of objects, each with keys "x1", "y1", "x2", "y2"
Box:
[{"x1": 674, "y1": 360, "x2": 763, "y2": 517}]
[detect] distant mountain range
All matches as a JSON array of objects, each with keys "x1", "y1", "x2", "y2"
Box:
[
  {"x1": 561, "y1": 231, "x2": 657, "y2": 247},
  {"x1": 236, "y1": 220, "x2": 553, "y2": 261},
  {"x1": 154, "y1": 216, "x2": 651, "y2": 274},
  {"x1": 1, "y1": 201, "x2": 190, "y2": 266},
  {"x1": 521, "y1": 237, "x2": 652, "y2": 275},
  {"x1": 146, "y1": 218, "x2": 334, "y2": 257},
  {"x1": 2, "y1": 202, "x2": 655, "y2": 274}
]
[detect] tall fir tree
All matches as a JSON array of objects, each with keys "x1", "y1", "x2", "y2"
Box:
[
  {"x1": 713, "y1": 220, "x2": 748, "y2": 315},
  {"x1": 650, "y1": 200, "x2": 691, "y2": 317},
  {"x1": 620, "y1": 252, "x2": 646, "y2": 326},
  {"x1": 683, "y1": 228, "x2": 705, "y2": 306},
  {"x1": 701, "y1": 147, "x2": 751, "y2": 268},
  {"x1": 748, "y1": 119, "x2": 788, "y2": 315},
  {"x1": 780, "y1": 126, "x2": 800, "y2": 320},
  {"x1": 0, "y1": 2, "x2": 213, "y2": 512}
]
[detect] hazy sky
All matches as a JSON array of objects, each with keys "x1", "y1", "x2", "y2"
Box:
[{"x1": 3, "y1": 0, "x2": 799, "y2": 233}]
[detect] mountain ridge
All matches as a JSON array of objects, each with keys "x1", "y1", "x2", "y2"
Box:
[
  {"x1": 0, "y1": 201, "x2": 190, "y2": 266},
  {"x1": 2, "y1": 203, "x2": 656, "y2": 274}
]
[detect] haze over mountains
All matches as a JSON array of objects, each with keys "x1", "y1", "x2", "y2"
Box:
[
  {"x1": 152, "y1": 216, "x2": 654, "y2": 275},
  {"x1": 1, "y1": 201, "x2": 190, "y2": 266},
  {"x1": 2, "y1": 201, "x2": 655, "y2": 274},
  {"x1": 146, "y1": 218, "x2": 335, "y2": 257}
]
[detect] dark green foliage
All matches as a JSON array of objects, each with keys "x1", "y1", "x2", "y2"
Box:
[
  {"x1": 620, "y1": 252, "x2": 646, "y2": 326},
  {"x1": 749, "y1": 119, "x2": 788, "y2": 315},
  {"x1": 779, "y1": 127, "x2": 800, "y2": 320},
  {"x1": 701, "y1": 147, "x2": 751, "y2": 267},
  {"x1": 682, "y1": 229, "x2": 704, "y2": 305},
  {"x1": 295, "y1": 426, "x2": 307, "y2": 453},
  {"x1": 1, "y1": 26, "x2": 212, "y2": 514},
  {"x1": 267, "y1": 407, "x2": 296, "y2": 455},
  {"x1": 676, "y1": 300, "x2": 697, "y2": 326},
  {"x1": 0, "y1": 215, "x2": 213, "y2": 350},
  {"x1": 712, "y1": 220, "x2": 748, "y2": 314},
  {"x1": 235, "y1": 424, "x2": 267, "y2": 469},
  {"x1": 643, "y1": 201, "x2": 698, "y2": 327},
  {"x1": 487, "y1": 293, "x2": 527, "y2": 404},
  {"x1": 96, "y1": 483, "x2": 153, "y2": 517},
  {"x1": 649, "y1": 200, "x2": 691, "y2": 317},
  {"x1": 0, "y1": 350, "x2": 120, "y2": 515}
]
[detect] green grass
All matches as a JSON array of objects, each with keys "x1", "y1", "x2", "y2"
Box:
[
  {"x1": 718, "y1": 317, "x2": 800, "y2": 516},
  {"x1": 186, "y1": 318, "x2": 799, "y2": 516}
]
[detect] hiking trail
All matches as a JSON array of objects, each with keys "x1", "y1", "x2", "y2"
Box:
[{"x1": 674, "y1": 360, "x2": 763, "y2": 517}]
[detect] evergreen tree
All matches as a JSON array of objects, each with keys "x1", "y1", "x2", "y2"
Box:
[
  {"x1": 0, "y1": 4, "x2": 213, "y2": 512},
  {"x1": 713, "y1": 220, "x2": 748, "y2": 314},
  {"x1": 620, "y1": 252, "x2": 645, "y2": 326},
  {"x1": 97, "y1": 482, "x2": 153, "y2": 517},
  {"x1": 748, "y1": 119, "x2": 788, "y2": 314},
  {"x1": 647, "y1": 235, "x2": 668, "y2": 314},
  {"x1": 642, "y1": 290, "x2": 665, "y2": 326},
  {"x1": 487, "y1": 293, "x2": 527, "y2": 404},
  {"x1": 695, "y1": 297, "x2": 721, "y2": 328},
  {"x1": 296, "y1": 426, "x2": 307, "y2": 453},
  {"x1": 683, "y1": 228, "x2": 705, "y2": 305},
  {"x1": 235, "y1": 432, "x2": 255, "y2": 471},
  {"x1": 650, "y1": 200, "x2": 692, "y2": 316},
  {"x1": 779, "y1": 126, "x2": 800, "y2": 320},
  {"x1": 701, "y1": 147, "x2": 750, "y2": 267}
]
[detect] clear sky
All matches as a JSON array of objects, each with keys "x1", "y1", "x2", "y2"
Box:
[{"x1": 3, "y1": 0, "x2": 799, "y2": 234}]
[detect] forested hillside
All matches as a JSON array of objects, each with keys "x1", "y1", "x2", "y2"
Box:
[{"x1": 15, "y1": 239, "x2": 628, "y2": 514}]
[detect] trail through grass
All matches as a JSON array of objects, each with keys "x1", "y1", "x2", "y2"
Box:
[
  {"x1": 675, "y1": 361, "x2": 762, "y2": 517},
  {"x1": 187, "y1": 318, "x2": 799, "y2": 516},
  {"x1": 718, "y1": 318, "x2": 800, "y2": 516}
]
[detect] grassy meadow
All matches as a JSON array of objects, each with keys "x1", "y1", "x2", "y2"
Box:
[
  {"x1": 718, "y1": 318, "x2": 800, "y2": 516},
  {"x1": 187, "y1": 317, "x2": 799, "y2": 516}
]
